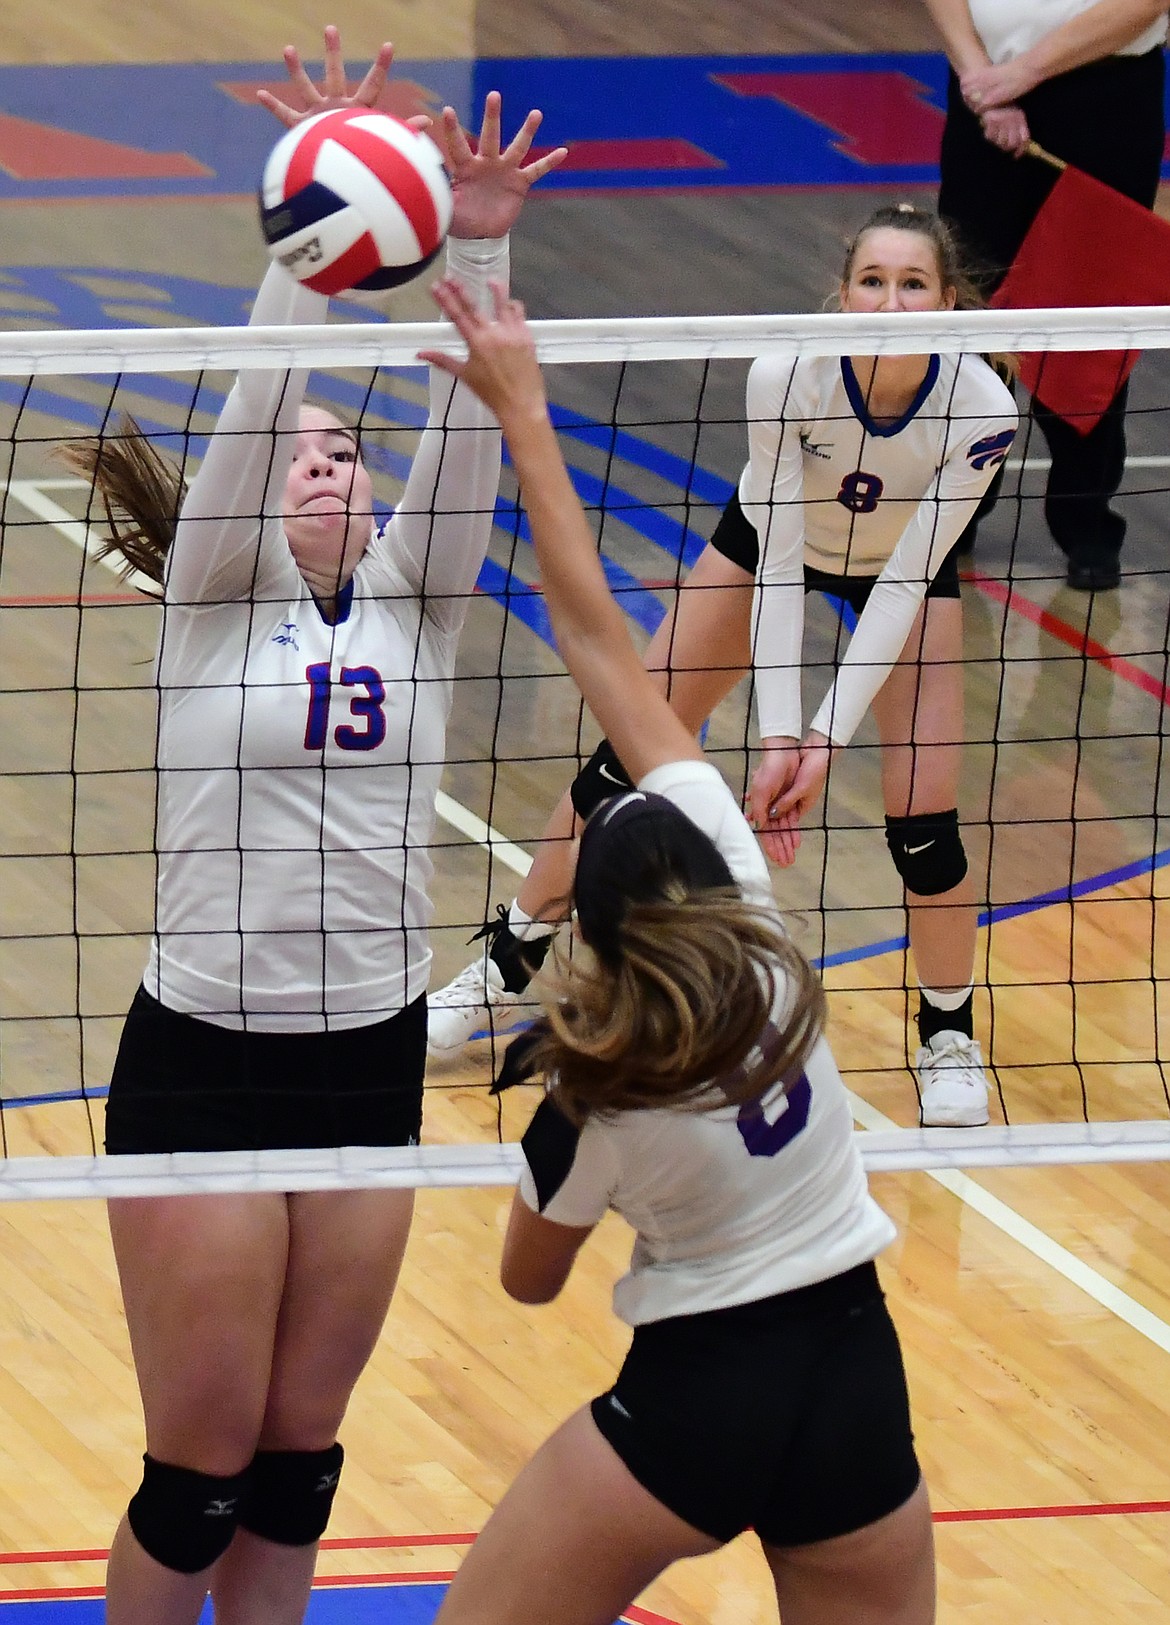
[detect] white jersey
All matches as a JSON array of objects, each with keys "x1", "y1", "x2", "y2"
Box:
[
  {"x1": 969, "y1": 0, "x2": 1167, "y2": 63},
  {"x1": 739, "y1": 349, "x2": 1017, "y2": 745},
  {"x1": 518, "y1": 759, "x2": 896, "y2": 1326},
  {"x1": 145, "y1": 238, "x2": 507, "y2": 1031}
]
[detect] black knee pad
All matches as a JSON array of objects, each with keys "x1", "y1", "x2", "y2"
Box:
[
  {"x1": 237, "y1": 1443, "x2": 345, "y2": 1547},
  {"x1": 884, "y1": 809, "x2": 968, "y2": 897},
  {"x1": 127, "y1": 1454, "x2": 250, "y2": 1574},
  {"x1": 570, "y1": 738, "x2": 634, "y2": 821}
]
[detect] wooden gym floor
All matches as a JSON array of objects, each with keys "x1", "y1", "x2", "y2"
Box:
[{"x1": 0, "y1": 2, "x2": 1167, "y2": 1620}]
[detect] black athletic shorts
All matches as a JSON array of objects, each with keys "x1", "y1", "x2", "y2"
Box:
[
  {"x1": 590, "y1": 1260, "x2": 920, "y2": 1547},
  {"x1": 709, "y1": 487, "x2": 962, "y2": 605},
  {"x1": 105, "y1": 985, "x2": 427, "y2": 1154}
]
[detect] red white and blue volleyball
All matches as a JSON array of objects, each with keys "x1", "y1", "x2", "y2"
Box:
[{"x1": 260, "y1": 109, "x2": 452, "y2": 295}]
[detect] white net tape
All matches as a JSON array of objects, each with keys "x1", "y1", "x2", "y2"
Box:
[
  {"x1": 4, "y1": 304, "x2": 1169, "y2": 374},
  {"x1": 0, "y1": 1120, "x2": 1167, "y2": 1202}
]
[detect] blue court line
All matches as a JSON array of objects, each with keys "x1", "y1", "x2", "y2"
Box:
[
  {"x1": 549, "y1": 403, "x2": 737, "y2": 508},
  {"x1": 819, "y1": 845, "x2": 1170, "y2": 969}
]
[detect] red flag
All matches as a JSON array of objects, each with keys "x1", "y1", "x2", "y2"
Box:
[{"x1": 989, "y1": 164, "x2": 1170, "y2": 434}]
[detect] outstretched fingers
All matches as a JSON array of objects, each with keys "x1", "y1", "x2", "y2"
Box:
[
  {"x1": 434, "y1": 105, "x2": 476, "y2": 172},
  {"x1": 319, "y1": 24, "x2": 349, "y2": 101},
  {"x1": 433, "y1": 276, "x2": 483, "y2": 335},
  {"x1": 257, "y1": 28, "x2": 398, "y2": 126},
  {"x1": 504, "y1": 108, "x2": 570, "y2": 182},
  {"x1": 350, "y1": 41, "x2": 395, "y2": 107},
  {"x1": 476, "y1": 89, "x2": 503, "y2": 160},
  {"x1": 420, "y1": 279, "x2": 541, "y2": 414}
]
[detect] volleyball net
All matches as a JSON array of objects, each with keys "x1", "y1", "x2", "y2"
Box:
[{"x1": 2, "y1": 301, "x2": 1170, "y2": 1194}]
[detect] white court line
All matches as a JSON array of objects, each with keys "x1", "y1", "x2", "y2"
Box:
[
  {"x1": 849, "y1": 1090, "x2": 1170, "y2": 1356},
  {"x1": 3, "y1": 479, "x2": 531, "y2": 870},
  {"x1": 5, "y1": 478, "x2": 156, "y2": 592},
  {"x1": 434, "y1": 792, "x2": 532, "y2": 878},
  {"x1": 1008, "y1": 454, "x2": 1170, "y2": 472}
]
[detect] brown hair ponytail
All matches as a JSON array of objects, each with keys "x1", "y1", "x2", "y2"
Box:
[{"x1": 59, "y1": 415, "x2": 185, "y2": 591}]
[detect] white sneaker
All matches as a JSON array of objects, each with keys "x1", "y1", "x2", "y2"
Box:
[
  {"x1": 916, "y1": 1031, "x2": 990, "y2": 1127},
  {"x1": 427, "y1": 953, "x2": 528, "y2": 1062}
]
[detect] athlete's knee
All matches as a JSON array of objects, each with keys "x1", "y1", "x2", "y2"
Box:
[
  {"x1": 570, "y1": 739, "x2": 633, "y2": 820},
  {"x1": 127, "y1": 1454, "x2": 251, "y2": 1573},
  {"x1": 884, "y1": 809, "x2": 967, "y2": 896},
  {"x1": 237, "y1": 1443, "x2": 345, "y2": 1546}
]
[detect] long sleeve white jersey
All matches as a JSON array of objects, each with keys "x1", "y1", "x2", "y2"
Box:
[
  {"x1": 145, "y1": 238, "x2": 507, "y2": 1031},
  {"x1": 740, "y1": 350, "x2": 1017, "y2": 746},
  {"x1": 518, "y1": 759, "x2": 896, "y2": 1326}
]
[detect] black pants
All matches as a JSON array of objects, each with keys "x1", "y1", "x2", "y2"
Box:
[{"x1": 939, "y1": 49, "x2": 1165, "y2": 565}]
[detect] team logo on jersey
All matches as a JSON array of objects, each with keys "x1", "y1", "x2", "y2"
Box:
[
  {"x1": 799, "y1": 429, "x2": 833, "y2": 460},
  {"x1": 967, "y1": 428, "x2": 1016, "y2": 471},
  {"x1": 273, "y1": 621, "x2": 300, "y2": 649}
]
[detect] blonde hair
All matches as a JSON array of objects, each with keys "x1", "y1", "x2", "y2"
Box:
[{"x1": 529, "y1": 890, "x2": 827, "y2": 1124}]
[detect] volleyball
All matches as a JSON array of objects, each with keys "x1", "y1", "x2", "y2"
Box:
[{"x1": 259, "y1": 109, "x2": 452, "y2": 295}]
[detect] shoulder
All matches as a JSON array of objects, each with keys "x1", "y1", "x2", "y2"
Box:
[
  {"x1": 946, "y1": 353, "x2": 1018, "y2": 421},
  {"x1": 637, "y1": 759, "x2": 774, "y2": 909},
  {"x1": 746, "y1": 349, "x2": 808, "y2": 406}
]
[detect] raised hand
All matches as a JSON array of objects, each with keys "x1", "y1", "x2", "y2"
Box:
[
  {"x1": 421, "y1": 278, "x2": 548, "y2": 427},
  {"x1": 431, "y1": 92, "x2": 568, "y2": 240},
  {"x1": 257, "y1": 25, "x2": 428, "y2": 133}
]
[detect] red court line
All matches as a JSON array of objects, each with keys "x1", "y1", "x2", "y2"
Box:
[
  {"x1": 966, "y1": 568, "x2": 1170, "y2": 708},
  {"x1": 314, "y1": 1569, "x2": 455, "y2": 1587},
  {"x1": 0, "y1": 594, "x2": 147, "y2": 607},
  {"x1": 0, "y1": 1586, "x2": 104, "y2": 1601},
  {"x1": 935, "y1": 1498, "x2": 1170, "y2": 1523},
  {"x1": 4, "y1": 1501, "x2": 1168, "y2": 1576},
  {"x1": 320, "y1": 1532, "x2": 478, "y2": 1551}
]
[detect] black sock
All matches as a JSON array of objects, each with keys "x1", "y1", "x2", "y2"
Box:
[
  {"x1": 488, "y1": 919, "x2": 551, "y2": 994},
  {"x1": 917, "y1": 990, "x2": 974, "y2": 1047}
]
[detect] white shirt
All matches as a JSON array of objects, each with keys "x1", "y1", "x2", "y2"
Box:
[
  {"x1": 969, "y1": 0, "x2": 1167, "y2": 62},
  {"x1": 145, "y1": 238, "x2": 507, "y2": 1031},
  {"x1": 740, "y1": 350, "x2": 1017, "y2": 745},
  {"x1": 518, "y1": 759, "x2": 896, "y2": 1326}
]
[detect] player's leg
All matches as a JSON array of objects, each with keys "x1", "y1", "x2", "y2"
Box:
[
  {"x1": 212, "y1": 1013, "x2": 424, "y2": 1624},
  {"x1": 761, "y1": 1480, "x2": 935, "y2": 1625},
  {"x1": 434, "y1": 1407, "x2": 720, "y2": 1625},
  {"x1": 104, "y1": 1192, "x2": 291, "y2": 1625},
  {"x1": 756, "y1": 1264, "x2": 933, "y2": 1623},
  {"x1": 1034, "y1": 388, "x2": 1127, "y2": 590},
  {"x1": 428, "y1": 541, "x2": 754, "y2": 1061},
  {"x1": 871, "y1": 594, "x2": 988, "y2": 1127},
  {"x1": 210, "y1": 1186, "x2": 415, "y2": 1625}
]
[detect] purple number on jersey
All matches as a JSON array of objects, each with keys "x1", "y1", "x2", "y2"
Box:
[
  {"x1": 736, "y1": 1072, "x2": 811, "y2": 1157},
  {"x1": 304, "y1": 661, "x2": 332, "y2": 750},
  {"x1": 835, "y1": 470, "x2": 884, "y2": 515},
  {"x1": 336, "y1": 665, "x2": 387, "y2": 751},
  {"x1": 303, "y1": 662, "x2": 387, "y2": 752}
]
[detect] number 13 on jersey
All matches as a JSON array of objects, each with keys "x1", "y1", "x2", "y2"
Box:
[{"x1": 304, "y1": 662, "x2": 387, "y2": 751}]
